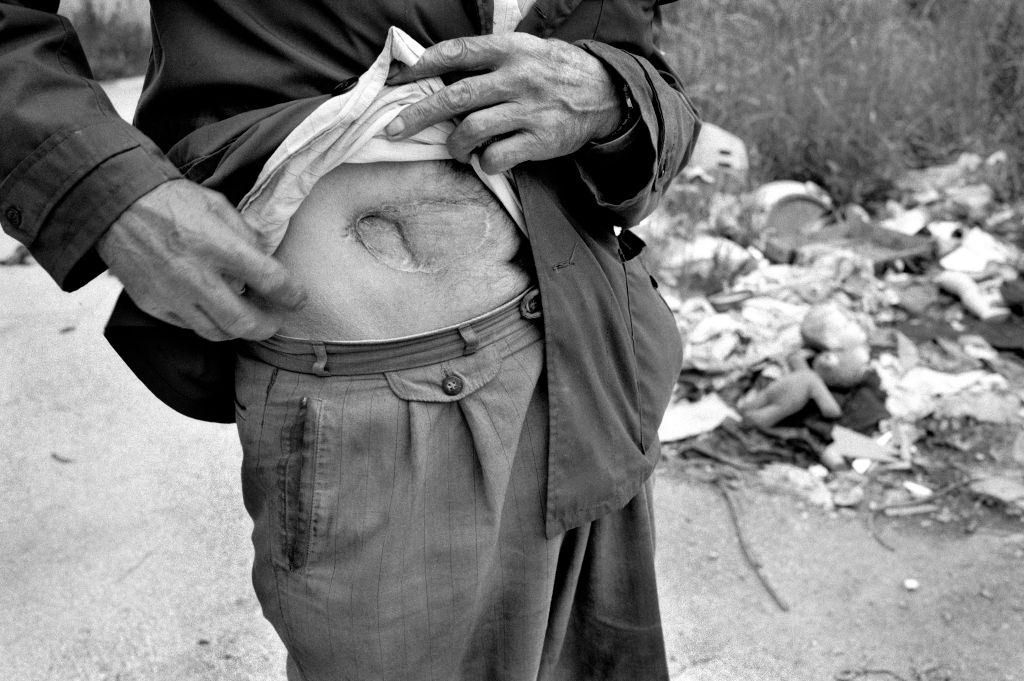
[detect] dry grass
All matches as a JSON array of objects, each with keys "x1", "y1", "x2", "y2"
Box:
[{"x1": 659, "y1": 0, "x2": 1024, "y2": 204}]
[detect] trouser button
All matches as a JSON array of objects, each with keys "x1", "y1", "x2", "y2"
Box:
[{"x1": 441, "y1": 374, "x2": 464, "y2": 396}]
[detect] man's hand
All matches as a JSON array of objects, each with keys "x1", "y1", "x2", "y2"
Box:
[
  {"x1": 385, "y1": 33, "x2": 622, "y2": 175},
  {"x1": 97, "y1": 179, "x2": 307, "y2": 342}
]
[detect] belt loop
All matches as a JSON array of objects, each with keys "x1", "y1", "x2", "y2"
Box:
[
  {"x1": 458, "y1": 323, "x2": 480, "y2": 356},
  {"x1": 312, "y1": 343, "x2": 330, "y2": 376},
  {"x1": 519, "y1": 288, "x2": 542, "y2": 319}
]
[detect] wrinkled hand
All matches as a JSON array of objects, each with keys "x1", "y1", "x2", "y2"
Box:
[
  {"x1": 385, "y1": 33, "x2": 621, "y2": 174},
  {"x1": 97, "y1": 179, "x2": 307, "y2": 342}
]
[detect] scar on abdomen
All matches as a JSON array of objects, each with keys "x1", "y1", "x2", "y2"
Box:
[{"x1": 353, "y1": 213, "x2": 442, "y2": 274}]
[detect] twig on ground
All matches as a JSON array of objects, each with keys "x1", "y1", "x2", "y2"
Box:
[
  {"x1": 865, "y1": 510, "x2": 896, "y2": 553},
  {"x1": 873, "y1": 478, "x2": 975, "y2": 512},
  {"x1": 678, "y1": 442, "x2": 757, "y2": 471},
  {"x1": 836, "y1": 669, "x2": 910, "y2": 681},
  {"x1": 116, "y1": 549, "x2": 155, "y2": 583},
  {"x1": 713, "y1": 477, "x2": 790, "y2": 612}
]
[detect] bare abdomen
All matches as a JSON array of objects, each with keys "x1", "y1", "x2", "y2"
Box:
[{"x1": 273, "y1": 160, "x2": 531, "y2": 340}]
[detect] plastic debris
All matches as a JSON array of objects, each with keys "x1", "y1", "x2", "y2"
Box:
[
  {"x1": 851, "y1": 458, "x2": 873, "y2": 475},
  {"x1": 658, "y1": 393, "x2": 741, "y2": 443},
  {"x1": 828, "y1": 471, "x2": 866, "y2": 508},
  {"x1": 902, "y1": 481, "x2": 934, "y2": 500},
  {"x1": 934, "y1": 271, "x2": 1009, "y2": 320},
  {"x1": 759, "y1": 463, "x2": 834, "y2": 509},
  {"x1": 903, "y1": 578, "x2": 921, "y2": 592},
  {"x1": 933, "y1": 390, "x2": 1022, "y2": 424},
  {"x1": 823, "y1": 425, "x2": 898, "y2": 464},
  {"x1": 687, "y1": 122, "x2": 749, "y2": 188},
  {"x1": 643, "y1": 141, "x2": 1024, "y2": 527},
  {"x1": 881, "y1": 206, "x2": 929, "y2": 236},
  {"x1": 938, "y1": 227, "x2": 1020, "y2": 274},
  {"x1": 895, "y1": 152, "x2": 982, "y2": 195},
  {"x1": 885, "y1": 504, "x2": 940, "y2": 517},
  {"x1": 969, "y1": 476, "x2": 1024, "y2": 512}
]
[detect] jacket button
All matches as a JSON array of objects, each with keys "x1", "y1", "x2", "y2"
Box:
[
  {"x1": 441, "y1": 374, "x2": 464, "y2": 396},
  {"x1": 4, "y1": 206, "x2": 22, "y2": 229}
]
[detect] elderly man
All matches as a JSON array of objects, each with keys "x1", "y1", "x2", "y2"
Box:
[{"x1": 0, "y1": 1, "x2": 700, "y2": 679}]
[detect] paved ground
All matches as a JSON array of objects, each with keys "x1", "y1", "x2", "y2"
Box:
[{"x1": 2, "y1": 267, "x2": 1023, "y2": 681}]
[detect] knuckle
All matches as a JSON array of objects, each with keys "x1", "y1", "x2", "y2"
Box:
[
  {"x1": 164, "y1": 225, "x2": 193, "y2": 257},
  {"x1": 447, "y1": 81, "x2": 475, "y2": 109},
  {"x1": 438, "y1": 38, "x2": 469, "y2": 65}
]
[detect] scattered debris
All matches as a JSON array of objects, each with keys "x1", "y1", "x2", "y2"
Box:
[
  {"x1": 884, "y1": 504, "x2": 940, "y2": 517},
  {"x1": 828, "y1": 471, "x2": 866, "y2": 508},
  {"x1": 759, "y1": 463, "x2": 834, "y2": 509},
  {"x1": 903, "y1": 481, "x2": 934, "y2": 500},
  {"x1": 658, "y1": 394, "x2": 740, "y2": 442},
  {"x1": 824, "y1": 426, "x2": 898, "y2": 464},
  {"x1": 969, "y1": 476, "x2": 1024, "y2": 513},
  {"x1": 649, "y1": 144, "x2": 1024, "y2": 527}
]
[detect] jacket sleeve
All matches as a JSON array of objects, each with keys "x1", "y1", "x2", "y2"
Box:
[
  {"x1": 570, "y1": 2, "x2": 701, "y2": 227},
  {"x1": 0, "y1": 1, "x2": 181, "y2": 290}
]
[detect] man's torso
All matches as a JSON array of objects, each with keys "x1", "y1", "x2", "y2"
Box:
[{"x1": 275, "y1": 160, "x2": 530, "y2": 339}]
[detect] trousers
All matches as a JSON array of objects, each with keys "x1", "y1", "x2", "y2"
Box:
[{"x1": 233, "y1": 291, "x2": 669, "y2": 681}]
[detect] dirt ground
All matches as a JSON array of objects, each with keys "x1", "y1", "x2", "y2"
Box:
[{"x1": 1, "y1": 264, "x2": 1023, "y2": 681}]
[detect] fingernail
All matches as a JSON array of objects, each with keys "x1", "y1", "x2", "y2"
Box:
[{"x1": 385, "y1": 118, "x2": 405, "y2": 138}]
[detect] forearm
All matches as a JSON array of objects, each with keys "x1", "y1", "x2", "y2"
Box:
[{"x1": 0, "y1": 2, "x2": 181, "y2": 290}]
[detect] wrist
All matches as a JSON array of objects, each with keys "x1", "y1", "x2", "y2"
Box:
[{"x1": 592, "y1": 76, "x2": 637, "y2": 144}]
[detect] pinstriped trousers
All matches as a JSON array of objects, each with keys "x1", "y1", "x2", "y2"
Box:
[{"x1": 234, "y1": 306, "x2": 668, "y2": 681}]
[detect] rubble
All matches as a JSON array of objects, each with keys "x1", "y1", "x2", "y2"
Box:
[
  {"x1": 650, "y1": 142, "x2": 1024, "y2": 523},
  {"x1": 759, "y1": 463, "x2": 834, "y2": 509}
]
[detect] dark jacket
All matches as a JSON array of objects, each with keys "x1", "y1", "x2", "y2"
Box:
[{"x1": 0, "y1": 0, "x2": 700, "y2": 536}]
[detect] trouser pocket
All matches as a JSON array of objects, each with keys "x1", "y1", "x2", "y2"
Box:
[
  {"x1": 274, "y1": 396, "x2": 325, "y2": 571},
  {"x1": 237, "y1": 377, "x2": 328, "y2": 574}
]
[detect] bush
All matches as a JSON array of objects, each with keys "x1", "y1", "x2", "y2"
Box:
[
  {"x1": 67, "y1": 1, "x2": 150, "y2": 81},
  {"x1": 659, "y1": 0, "x2": 1024, "y2": 204}
]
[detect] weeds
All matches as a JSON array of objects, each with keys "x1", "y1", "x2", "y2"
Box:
[{"x1": 660, "y1": 0, "x2": 1024, "y2": 204}]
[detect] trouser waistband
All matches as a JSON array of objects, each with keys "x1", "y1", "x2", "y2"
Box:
[{"x1": 241, "y1": 288, "x2": 542, "y2": 376}]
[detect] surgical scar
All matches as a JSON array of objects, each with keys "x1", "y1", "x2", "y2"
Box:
[
  {"x1": 352, "y1": 200, "x2": 508, "y2": 274},
  {"x1": 353, "y1": 213, "x2": 423, "y2": 273}
]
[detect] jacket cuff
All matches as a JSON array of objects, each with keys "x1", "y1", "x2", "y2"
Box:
[
  {"x1": 572, "y1": 39, "x2": 701, "y2": 226},
  {"x1": 0, "y1": 118, "x2": 181, "y2": 290}
]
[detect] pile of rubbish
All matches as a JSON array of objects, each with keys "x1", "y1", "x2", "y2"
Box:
[{"x1": 647, "y1": 124, "x2": 1024, "y2": 526}]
